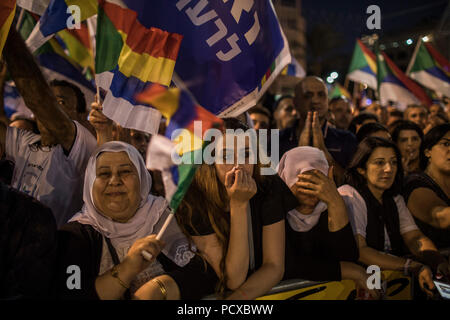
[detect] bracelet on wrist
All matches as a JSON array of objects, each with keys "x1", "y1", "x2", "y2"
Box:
[{"x1": 110, "y1": 265, "x2": 130, "y2": 290}]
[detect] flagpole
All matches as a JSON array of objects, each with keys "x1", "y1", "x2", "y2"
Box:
[
  {"x1": 141, "y1": 211, "x2": 175, "y2": 261},
  {"x1": 406, "y1": 37, "x2": 422, "y2": 75},
  {"x1": 16, "y1": 8, "x2": 25, "y2": 31}
]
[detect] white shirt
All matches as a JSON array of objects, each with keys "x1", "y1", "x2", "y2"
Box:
[
  {"x1": 338, "y1": 184, "x2": 418, "y2": 252},
  {"x1": 6, "y1": 121, "x2": 97, "y2": 226}
]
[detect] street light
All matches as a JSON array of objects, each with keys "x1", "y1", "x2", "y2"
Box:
[
  {"x1": 330, "y1": 72, "x2": 338, "y2": 79},
  {"x1": 406, "y1": 39, "x2": 413, "y2": 45},
  {"x1": 422, "y1": 36, "x2": 429, "y2": 42},
  {"x1": 326, "y1": 77, "x2": 334, "y2": 84}
]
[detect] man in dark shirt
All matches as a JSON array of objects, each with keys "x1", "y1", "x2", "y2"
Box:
[{"x1": 279, "y1": 76, "x2": 357, "y2": 184}]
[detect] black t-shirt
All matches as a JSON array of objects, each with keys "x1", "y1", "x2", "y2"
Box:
[
  {"x1": 403, "y1": 173, "x2": 450, "y2": 249},
  {"x1": 185, "y1": 174, "x2": 299, "y2": 272},
  {"x1": 284, "y1": 211, "x2": 359, "y2": 282}
]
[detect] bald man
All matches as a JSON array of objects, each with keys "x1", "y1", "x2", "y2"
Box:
[{"x1": 279, "y1": 76, "x2": 357, "y2": 180}]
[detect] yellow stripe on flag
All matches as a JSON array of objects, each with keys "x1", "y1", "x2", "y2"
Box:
[
  {"x1": 137, "y1": 85, "x2": 181, "y2": 122},
  {"x1": 66, "y1": 0, "x2": 98, "y2": 21},
  {"x1": 58, "y1": 29, "x2": 94, "y2": 70},
  {"x1": 117, "y1": 31, "x2": 176, "y2": 86},
  {"x1": 0, "y1": 3, "x2": 15, "y2": 57},
  {"x1": 364, "y1": 52, "x2": 377, "y2": 74},
  {"x1": 173, "y1": 128, "x2": 204, "y2": 155}
]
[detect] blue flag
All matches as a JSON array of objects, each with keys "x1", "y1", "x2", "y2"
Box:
[{"x1": 123, "y1": 0, "x2": 290, "y2": 116}]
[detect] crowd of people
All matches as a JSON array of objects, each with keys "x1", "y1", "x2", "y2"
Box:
[{"x1": 0, "y1": 28, "x2": 450, "y2": 300}]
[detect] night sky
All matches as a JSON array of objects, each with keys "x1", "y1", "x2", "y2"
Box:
[{"x1": 302, "y1": 0, "x2": 448, "y2": 55}]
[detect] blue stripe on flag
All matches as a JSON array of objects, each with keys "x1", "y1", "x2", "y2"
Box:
[
  {"x1": 361, "y1": 65, "x2": 376, "y2": 76},
  {"x1": 426, "y1": 66, "x2": 450, "y2": 83},
  {"x1": 37, "y1": 53, "x2": 96, "y2": 92},
  {"x1": 165, "y1": 90, "x2": 197, "y2": 139},
  {"x1": 108, "y1": 66, "x2": 153, "y2": 106},
  {"x1": 383, "y1": 74, "x2": 406, "y2": 88},
  {"x1": 39, "y1": 0, "x2": 71, "y2": 37}
]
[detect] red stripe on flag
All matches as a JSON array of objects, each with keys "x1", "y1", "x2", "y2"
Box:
[
  {"x1": 0, "y1": 0, "x2": 15, "y2": 28},
  {"x1": 66, "y1": 23, "x2": 91, "y2": 49},
  {"x1": 424, "y1": 43, "x2": 450, "y2": 74},
  {"x1": 382, "y1": 52, "x2": 432, "y2": 107},
  {"x1": 185, "y1": 105, "x2": 224, "y2": 136},
  {"x1": 357, "y1": 39, "x2": 376, "y2": 61},
  {"x1": 100, "y1": 0, "x2": 183, "y2": 60}
]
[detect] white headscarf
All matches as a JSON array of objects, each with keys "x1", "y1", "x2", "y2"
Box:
[
  {"x1": 71, "y1": 141, "x2": 167, "y2": 243},
  {"x1": 277, "y1": 146, "x2": 329, "y2": 232},
  {"x1": 70, "y1": 141, "x2": 194, "y2": 266}
]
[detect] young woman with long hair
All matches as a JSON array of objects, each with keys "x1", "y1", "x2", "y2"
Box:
[{"x1": 175, "y1": 118, "x2": 298, "y2": 299}]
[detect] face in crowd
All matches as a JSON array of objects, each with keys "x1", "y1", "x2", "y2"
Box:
[
  {"x1": 425, "y1": 131, "x2": 450, "y2": 175},
  {"x1": 249, "y1": 112, "x2": 270, "y2": 131},
  {"x1": 273, "y1": 96, "x2": 298, "y2": 130},
  {"x1": 36, "y1": 83, "x2": 86, "y2": 144},
  {"x1": 396, "y1": 129, "x2": 421, "y2": 163},
  {"x1": 429, "y1": 104, "x2": 442, "y2": 117},
  {"x1": 92, "y1": 151, "x2": 141, "y2": 222},
  {"x1": 130, "y1": 129, "x2": 150, "y2": 159},
  {"x1": 405, "y1": 105, "x2": 427, "y2": 130},
  {"x1": 214, "y1": 132, "x2": 255, "y2": 186},
  {"x1": 329, "y1": 98, "x2": 353, "y2": 130},
  {"x1": 294, "y1": 77, "x2": 328, "y2": 124},
  {"x1": 366, "y1": 103, "x2": 388, "y2": 125},
  {"x1": 358, "y1": 147, "x2": 398, "y2": 194}
]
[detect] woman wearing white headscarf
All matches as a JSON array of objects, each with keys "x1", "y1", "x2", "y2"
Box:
[
  {"x1": 278, "y1": 146, "x2": 380, "y2": 299},
  {"x1": 55, "y1": 142, "x2": 215, "y2": 300}
]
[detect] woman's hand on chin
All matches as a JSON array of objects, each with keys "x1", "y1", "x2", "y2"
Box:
[{"x1": 225, "y1": 167, "x2": 257, "y2": 206}]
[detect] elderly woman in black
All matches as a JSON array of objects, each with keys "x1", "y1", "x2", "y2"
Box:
[
  {"x1": 403, "y1": 124, "x2": 450, "y2": 250},
  {"x1": 278, "y1": 146, "x2": 379, "y2": 298},
  {"x1": 55, "y1": 142, "x2": 210, "y2": 300},
  {"x1": 339, "y1": 137, "x2": 450, "y2": 297}
]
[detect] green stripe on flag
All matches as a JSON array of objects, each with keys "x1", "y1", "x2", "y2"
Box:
[
  {"x1": 95, "y1": 6, "x2": 123, "y2": 73},
  {"x1": 19, "y1": 12, "x2": 36, "y2": 41},
  {"x1": 410, "y1": 42, "x2": 435, "y2": 73},
  {"x1": 348, "y1": 42, "x2": 368, "y2": 73},
  {"x1": 169, "y1": 148, "x2": 204, "y2": 211}
]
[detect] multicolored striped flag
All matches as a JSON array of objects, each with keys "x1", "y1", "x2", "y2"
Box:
[
  {"x1": 281, "y1": 55, "x2": 306, "y2": 78},
  {"x1": 347, "y1": 39, "x2": 377, "y2": 89},
  {"x1": 58, "y1": 24, "x2": 94, "y2": 72},
  {"x1": 95, "y1": 0, "x2": 183, "y2": 134},
  {"x1": 0, "y1": 0, "x2": 16, "y2": 56},
  {"x1": 377, "y1": 50, "x2": 432, "y2": 107},
  {"x1": 329, "y1": 83, "x2": 352, "y2": 100},
  {"x1": 121, "y1": 0, "x2": 290, "y2": 117},
  {"x1": 407, "y1": 39, "x2": 450, "y2": 97},
  {"x1": 137, "y1": 84, "x2": 223, "y2": 211},
  {"x1": 26, "y1": 0, "x2": 97, "y2": 52},
  {"x1": 19, "y1": 10, "x2": 96, "y2": 105}
]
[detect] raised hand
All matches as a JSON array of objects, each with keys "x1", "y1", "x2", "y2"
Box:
[
  {"x1": 89, "y1": 95, "x2": 113, "y2": 132},
  {"x1": 312, "y1": 111, "x2": 326, "y2": 151},
  {"x1": 298, "y1": 111, "x2": 312, "y2": 146}
]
